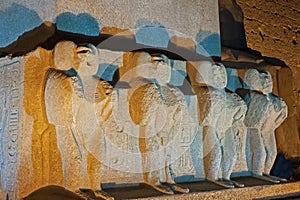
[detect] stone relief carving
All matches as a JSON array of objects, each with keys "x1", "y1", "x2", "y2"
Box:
[
  {"x1": 45, "y1": 41, "x2": 113, "y2": 199},
  {"x1": 0, "y1": 41, "x2": 290, "y2": 199},
  {"x1": 0, "y1": 58, "x2": 23, "y2": 200},
  {"x1": 128, "y1": 52, "x2": 193, "y2": 194},
  {"x1": 219, "y1": 92, "x2": 247, "y2": 187},
  {"x1": 191, "y1": 61, "x2": 246, "y2": 188},
  {"x1": 243, "y1": 69, "x2": 288, "y2": 183}
]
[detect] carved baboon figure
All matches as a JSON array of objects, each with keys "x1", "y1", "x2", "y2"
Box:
[
  {"x1": 243, "y1": 69, "x2": 288, "y2": 183},
  {"x1": 45, "y1": 41, "x2": 113, "y2": 199},
  {"x1": 192, "y1": 61, "x2": 246, "y2": 188},
  {"x1": 218, "y1": 91, "x2": 247, "y2": 187},
  {"x1": 128, "y1": 52, "x2": 190, "y2": 194}
]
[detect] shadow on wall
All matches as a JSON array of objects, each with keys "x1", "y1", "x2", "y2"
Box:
[
  {"x1": 195, "y1": 31, "x2": 221, "y2": 57},
  {"x1": 135, "y1": 18, "x2": 221, "y2": 58},
  {"x1": 0, "y1": 4, "x2": 222, "y2": 60},
  {"x1": 55, "y1": 12, "x2": 100, "y2": 37},
  {"x1": 135, "y1": 19, "x2": 170, "y2": 48},
  {"x1": 0, "y1": 3, "x2": 43, "y2": 48},
  {"x1": 219, "y1": 0, "x2": 247, "y2": 49}
]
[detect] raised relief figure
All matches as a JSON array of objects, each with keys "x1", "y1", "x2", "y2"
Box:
[
  {"x1": 128, "y1": 52, "x2": 190, "y2": 194},
  {"x1": 192, "y1": 61, "x2": 245, "y2": 188},
  {"x1": 243, "y1": 69, "x2": 288, "y2": 183},
  {"x1": 219, "y1": 91, "x2": 247, "y2": 188},
  {"x1": 45, "y1": 41, "x2": 113, "y2": 199}
]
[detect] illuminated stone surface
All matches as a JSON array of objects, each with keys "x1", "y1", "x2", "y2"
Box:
[
  {"x1": 188, "y1": 61, "x2": 247, "y2": 188},
  {"x1": 243, "y1": 69, "x2": 288, "y2": 176},
  {"x1": 0, "y1": 1, "x2": 298, "y2": 199},
  {"x1": 0, "y1": 0, "x2": 220, "y2": 56},
  {"x1": 0, "y1": 39, "x2": 292, "y2": 199},
  {"x1": 0, "y1": 57, "x2": 24, "y2": 200}
]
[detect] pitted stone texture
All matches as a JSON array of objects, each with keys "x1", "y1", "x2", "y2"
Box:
[
  {"x1": 235, "y1": 0, "x2": 300, "y2": 158},
  {"x1": 45, "y1": 41, "x2": 113, "y2": 191},
  {"x1": 191, "y1": 61, "x2": 245, "y2": 184},
  {"x1": 0, "y1": 57, "x2": 24, "y2": 200},
  {"x1": 187, "y1": 61, "x2": 226, "y2": 88},
  {"x1": 0, "y1": 42, "x2": 290, "y2": 199},
  {"x1": 221, "y1": 92, "x2": 248, "y2": 178},
  {"x1": 1, "y1": 0, "x2": 220, "y2": 56},
  {"x1": 223, "y1": 61, "x2": 297, "y2": 159},
  {"x1": 127, "y1": 52, "x2": 197, "y2": 192},
  {"x1": 243, "y1": 69, "x2": 288, "y2": 175},
  {"x1": 55, "y1": 0, "x2": 219, "y2": 39}
]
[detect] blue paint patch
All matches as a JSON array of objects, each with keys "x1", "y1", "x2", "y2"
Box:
[
  {"x1": 195, "y1": 31, "x2": 221, "y2": 57},
  {"x1": 135, "y1": 26, "x2": 170, "y2": 48},
  {"x1": 170, "y1": 69, "x2": 186, "y2": 86},
  {"x1": 0, "y1": 3, "x2": 43, "y2": 47},
  {"x1": 226, "y1": 68, "x2": 242, "y2": 92},
  {"x1": 55, "y1": 12, "x2": 99, "y2": 36},
  {"x1": 97, "y1": 63, "x2": 118, "y2": 81},
  {"x1": 184, "y1": 95, "x2": 191, "y2": 106}
]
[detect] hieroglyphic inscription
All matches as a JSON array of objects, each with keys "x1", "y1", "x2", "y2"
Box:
[
  {"x1": 0, "y1": 58, "x2": 23, "y2": 199},
  {"x1": 172, "y1": 95, "x2": 198, "y2": 176}
]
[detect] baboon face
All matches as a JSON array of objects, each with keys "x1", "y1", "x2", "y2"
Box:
[
  {"x1": 53, "y1": 41, "x2": 99, "y2": 76},
  {"x1": 195, "y1": 61, "x2": 227, "y2": 88},
  {"x1": 135, "y1": 52, "x2": 171, "y2": 84}
]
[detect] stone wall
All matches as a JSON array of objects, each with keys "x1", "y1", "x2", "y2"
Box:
[
  {"x1": 237, "y1": 0, "x2": 300, "y2": 158},
  {"x1": 0, "y1": 0, "x2": 221, "y2": 57},
  {"x1": 220, "y1": 0, "x2": 300, "y2": 159},
  {"x1": 0, "y1": 1, "x2": 298, "y2": 199}
]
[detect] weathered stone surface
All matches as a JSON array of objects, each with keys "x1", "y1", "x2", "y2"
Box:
[
  {"x1": 1, "y1": 0, "x2": 220, "y2": 56},
  {"x1": 233, "y1": 0, "x2": 300, "y2": 158},
  {"x1": 135, "y1": 181, "x2": 300, "y2": 200},
  {"x1": 0, "y1": 1, "x2": 298, "y2": 199},
  {"x1": 188, "y1": 61, "x2": 248, "y2": 188},
  {"x1": 0, "y1": 43, "x2": 292, "y2": 199},
  {"x1": 243, "y1": 69, "x2": 288, "y2": 180},
  {"x1": 0, "y1": 57, "x2": 24, "y2": 200},
  {"x1": 221, "y1": 45, "x2": 299, "y2": 159}
]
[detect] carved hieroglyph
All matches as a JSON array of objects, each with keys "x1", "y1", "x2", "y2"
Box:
[
  {"x1": 0, "y1": 57, "x2": 23, "y2": 200},
  {"x1": 0, "y1": 42, "x2": 290, "y2": 198},
  {"x1": 243, "y1": 69, "x2": 288, "y2": 181}
]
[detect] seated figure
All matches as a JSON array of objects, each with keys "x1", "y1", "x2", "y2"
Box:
[
  {"x1": 45, "y1": 41, "x2": 114, "y2": 199},
  {"x1": 243, "y1": 69, "x2": 288, "y2": 183}
]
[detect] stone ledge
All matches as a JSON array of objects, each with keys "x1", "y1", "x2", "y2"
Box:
[
  {"x1": 103, "y1": 178, "x2": 300, "y2": 200},
  {"x1": 135, "y1": 182, "x2": 300, "y2": 200},
  {"x1": 23, "y1": 178, "x2": 300, "y2": 200}
]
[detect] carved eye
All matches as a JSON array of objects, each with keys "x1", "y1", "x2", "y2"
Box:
[
  {"x1": 151, "y1": 56, "x2": 164, "y2": 62},
  {"x1": 76, "y1": 46, "x2": 91, "y2": 54},
  {"x1": 151, "y1": 53, "x2": 168, "y2": 63}
]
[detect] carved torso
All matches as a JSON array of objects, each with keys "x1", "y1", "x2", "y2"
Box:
[
  {"x1": 193, "y1": 86, "x2": 226, "y2": 129},
  {"x1": 244, "y1": 91, "x2": 287, "y2": 132}
]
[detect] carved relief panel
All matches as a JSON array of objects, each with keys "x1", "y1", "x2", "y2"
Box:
[{"x1": 0, "y1": 42, "x2": 289, "y2": 199}]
